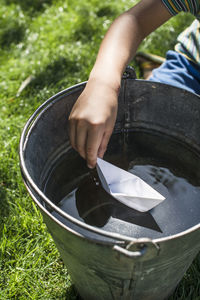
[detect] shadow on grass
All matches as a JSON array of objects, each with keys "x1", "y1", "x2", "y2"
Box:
[
  {"x1": 5, "y1": 0, "x2": 53, "y2": 15},
  {"x1": 73, "y1": 19, "x2": 98, "y2": 43},
  {"x1": 71, "y1": 7, "x2": 101, "y2": 43},
  {"x1": 169, "y1": 253, "x2": 200, "y2": 299},
  {"x1": 28, "y1": 56, "x2": 79, "y2": 91},
  {"x1": 96, "y1": 5, "x2": 118, "y2": 17},
  {"x1": 0, "y1": 22, "x2": 25, "y2": 49},
  {"x1": 65, "y1": 284, "x2": 83, "y2": 300}
]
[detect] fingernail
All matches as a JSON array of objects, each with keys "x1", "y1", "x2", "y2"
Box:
[{"x1": 87, "y1": 164, "x2": 93, "y2": 169}]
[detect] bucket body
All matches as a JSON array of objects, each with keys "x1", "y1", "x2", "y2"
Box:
[
  {"x1": 43, "y1": 211, "x2": 199, "y2": 300},
  {"x1": 20, "y1": 78, "x2": 200, "y2": 300}
]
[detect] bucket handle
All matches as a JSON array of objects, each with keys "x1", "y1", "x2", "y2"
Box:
[
  {"x1": 113, "y1": 245, "x2": 146, "y2": 258},
  {"x1": 113, "y1": 239, "x2": 160, "y2": 258}
]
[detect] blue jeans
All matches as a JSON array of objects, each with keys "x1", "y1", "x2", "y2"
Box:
[{"x1": 149, "y1": 50, "x2": 200, "y2": 95}]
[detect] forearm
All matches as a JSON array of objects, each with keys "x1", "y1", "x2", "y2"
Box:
[
  {"x1": 89, "y1": 13, "x2": 144, "y2": 89},
  {"x1": 89, "y1": 0, "x2": 171, "y2": 90},
  {"x1": 69, "y1": 0, "x2": 172, "y2": 168}
]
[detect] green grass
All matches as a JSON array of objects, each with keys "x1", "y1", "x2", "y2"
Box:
[{"x1": 0, "y1": 0, "x2": 199, "y2": 299}]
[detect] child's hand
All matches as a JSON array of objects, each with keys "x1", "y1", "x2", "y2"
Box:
[
  {"x1": 68, "y1": 0, "x2": 171, "y2": 169},
  {"x1": 68, "y1": 78, "x2": 119, "y2": 168}
]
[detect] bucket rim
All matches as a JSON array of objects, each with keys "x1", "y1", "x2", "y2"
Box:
[{"x1": 19, "y1": 81, "x2": 200, "y2": 244}]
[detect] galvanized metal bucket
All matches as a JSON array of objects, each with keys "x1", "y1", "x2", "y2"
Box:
[{"x1": 20, "y1": 75, "x2": 200, "y2": 300}]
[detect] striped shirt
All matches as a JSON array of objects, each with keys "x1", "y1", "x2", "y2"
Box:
[{"x1": 162, "y1": 0, "x2": 200, "y2": 65}]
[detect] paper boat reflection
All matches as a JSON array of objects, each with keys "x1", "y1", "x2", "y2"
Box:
[
  {"x1": 76, "y1": 172, "x2": 162, "y2": 233},
  {"x1": 96, "y1": 158, "x2": 165, "y2": 212}
]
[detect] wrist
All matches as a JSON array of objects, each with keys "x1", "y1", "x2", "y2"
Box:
[{"x1": 88, "y1": 70, "x2": 121, "y2": 94}]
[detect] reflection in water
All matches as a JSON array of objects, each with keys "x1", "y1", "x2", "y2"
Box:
[
  {"x1": 76, "y1": 172, "x2": 162, "y2": 232},
  {"x1": 44, "y1": 130, "x2": 200, "y2": 239}
]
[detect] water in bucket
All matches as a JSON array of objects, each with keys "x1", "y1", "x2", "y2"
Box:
[{"x1": 43, "y1": 129, "x2": 200, "y2": 240}]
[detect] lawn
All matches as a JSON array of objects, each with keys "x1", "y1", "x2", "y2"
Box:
[{"x1": 0, "y1": 0, "x2": 199, "y2": 299}]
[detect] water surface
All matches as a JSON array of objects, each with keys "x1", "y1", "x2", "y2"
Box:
[{"x1": 44, "y1": 130, "x2": 200, "y2": 239}]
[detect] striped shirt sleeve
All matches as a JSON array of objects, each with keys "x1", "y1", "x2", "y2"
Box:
[{"x1": 161, "y1": 0, "x2": 200, "y2": 16}]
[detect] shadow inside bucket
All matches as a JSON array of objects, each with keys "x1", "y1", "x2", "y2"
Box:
[{"x1": 75, "y1": 172, "x2": 162, "y2": 232}]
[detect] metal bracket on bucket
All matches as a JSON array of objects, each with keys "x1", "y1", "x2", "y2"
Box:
[
  {"x1": 122, "y1": 66, "x2": 136, "y2": 80},
  {"x1": 113, "y1": 238, "x2": 160, "y2": 260}
]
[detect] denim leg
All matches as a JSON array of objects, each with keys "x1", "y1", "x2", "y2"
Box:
[{"x1": 149, "y1": 50, "x2": 200, "y2": 95}]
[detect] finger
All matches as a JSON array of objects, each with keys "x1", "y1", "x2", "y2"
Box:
[
  {"x1": 86, "y1": 126, "x2": 104, "y2": 169},
  {"x1": 75, "y1": 121, "x2": 88, "y2": 159},
  {"x1": 68, "y1": 118, "x2": 77, "y2": 150},
  {"x1": 98, "y1": 130, "x2": 112, "y2": 158}
]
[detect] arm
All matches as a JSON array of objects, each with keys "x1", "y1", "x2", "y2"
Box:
[{"x1": 68, "y1": 0, "x2": 171, "y2": 168}]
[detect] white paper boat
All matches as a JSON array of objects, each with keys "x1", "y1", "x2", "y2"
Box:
[{"x1": 96, "y1": 158, "x2": 165, "y2": 212}]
